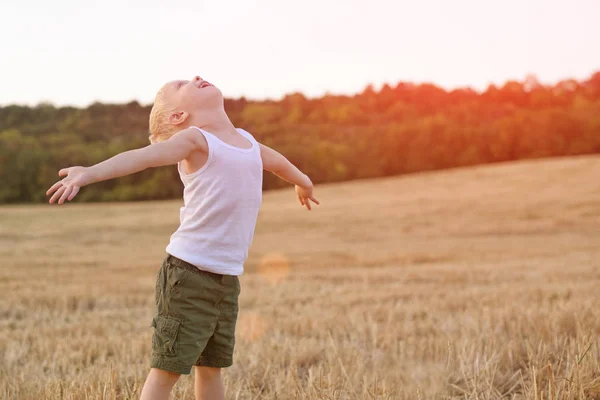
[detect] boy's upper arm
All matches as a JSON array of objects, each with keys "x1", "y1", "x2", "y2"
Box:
[
  {"x1": 146, "y1": 128, "x2": 208, "y2": 168},
  {"x1": 258, "y1": 143, "x2": 283, "y2": 172}
]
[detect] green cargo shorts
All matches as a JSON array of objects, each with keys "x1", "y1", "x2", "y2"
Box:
[{"x1": 150, "y1": 254, "x2": 241, "y2": 374}]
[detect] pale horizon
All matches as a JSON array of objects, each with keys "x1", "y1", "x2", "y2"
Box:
[{"x1": 2, "y1": 0, "x2": 599, "y2": 107}]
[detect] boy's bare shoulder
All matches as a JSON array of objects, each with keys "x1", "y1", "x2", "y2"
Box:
[{"x1": 172, "y1": 127, "x2": 209, "y2": 153}]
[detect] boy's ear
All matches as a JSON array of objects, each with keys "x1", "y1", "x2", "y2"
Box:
[{"x1": 168, "y1": 110, "x2": 189, "y2": 126}]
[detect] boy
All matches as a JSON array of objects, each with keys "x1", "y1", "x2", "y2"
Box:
[{"x1": 46, "y1": 75, "x2": 319, "y2": 400}]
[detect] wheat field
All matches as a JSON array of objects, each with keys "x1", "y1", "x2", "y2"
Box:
[{"x1": 1, "y1": 155, "x2": 599, "y2": 399}]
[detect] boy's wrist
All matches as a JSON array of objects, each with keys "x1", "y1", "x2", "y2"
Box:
[
  {"x1": 84, "y1": 166, "x2": 99, "y2": 186},
  {"x1": 299, "y1": 174, "x2": 312, "y2": 189}
]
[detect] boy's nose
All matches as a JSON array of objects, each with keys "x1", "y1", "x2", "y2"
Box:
[{"x1": 193, "y1": 76, "x2": 202, "y2": 82}]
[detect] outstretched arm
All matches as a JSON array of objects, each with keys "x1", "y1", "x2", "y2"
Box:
[
  {"x1": 46, "y1": 128, "x2": 205, "y2": 204},
  {"x1": 259, "y1": 143, "x2": 320, "y2": 210}
]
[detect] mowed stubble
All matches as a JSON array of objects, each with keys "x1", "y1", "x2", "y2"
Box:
[{"x1": 1, "y1": 155, "x2": 599, "y2": 399}]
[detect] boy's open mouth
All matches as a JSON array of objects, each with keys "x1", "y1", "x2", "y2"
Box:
[{"x1": 199, "y1": 81, "x2": 212, "y2": 89}]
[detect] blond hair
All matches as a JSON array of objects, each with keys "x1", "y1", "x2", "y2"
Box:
[{"x1": 148, "y1": 84, "x2": 178, "y2": 144}]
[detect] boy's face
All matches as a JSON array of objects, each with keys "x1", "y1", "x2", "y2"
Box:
[{"x1": 164, "y1": 75, "x2": 223, "y2": 113}]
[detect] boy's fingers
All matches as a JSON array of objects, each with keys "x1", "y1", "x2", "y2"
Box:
[
  {"x1": 68, "y1": 186, "x2": 80, "y2": 201},
  {"x1": 58, "y1": 169, "x2": 68, "y2": 177},
  {"x1": 58, "y1": 186, "x2": 72, "y2": 205},
  {"x1": 49, "y1": 186, "x2": 66, "y2": 204},
  {"x1": 305, "y1": 199, "x2": 311, "y2": 210},
  {"x1": 298, "y1": 195, "x2": 304, "y2": 206},
  {"x1": 310, "y1": 196, "x2": 320, "y2": 205},
  {"x1": 46, "y1": 181, "x2": 63, "y2": 196}
]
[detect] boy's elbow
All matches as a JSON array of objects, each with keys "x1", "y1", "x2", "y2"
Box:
[
  {"x1": 266, "y1": 154, "x2": 287, "y2": 174},
  {"x1": 268, "y1": 165, "x2": 282, "y2": 175},
  {"x1": 264, "y1": 162, "x2": 279, "y2": 174}
]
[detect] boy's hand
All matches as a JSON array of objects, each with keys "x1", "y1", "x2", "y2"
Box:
[
  {"x1": 46, "y1": 166, "x2": 93, "y2": 204},
  {"x1": 295, "y1": 184, "x2": 320, "y2": 211}
]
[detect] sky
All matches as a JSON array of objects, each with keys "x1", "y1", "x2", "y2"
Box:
[{"x1": 1, "y1": 0, "x2": 599, "y2": 107}]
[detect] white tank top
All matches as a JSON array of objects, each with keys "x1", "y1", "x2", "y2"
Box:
[{"x1": 165, "y1": 126, "x2": 263, "y2": 275}]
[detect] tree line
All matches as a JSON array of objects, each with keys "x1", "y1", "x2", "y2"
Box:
[{"x1": 1, "y1": 72, "x2": 599, "y2": 203}]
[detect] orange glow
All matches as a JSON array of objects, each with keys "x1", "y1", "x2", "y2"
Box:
[{"x1": 257, "y1": 252, "x2": 290, "y2": 285}]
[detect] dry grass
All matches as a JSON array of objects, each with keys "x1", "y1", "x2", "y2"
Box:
[{"x1": 1, "y1": 155, "x2": 600, "y2": 399}]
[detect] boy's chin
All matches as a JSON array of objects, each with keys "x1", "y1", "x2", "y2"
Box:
[
  {"x1": 199, "y1": 87, "x2": 222, "y2": 99},
  {"x1": 203, "y1": 92, "x2": 224, "y2": 104},
  {"x1": 208, "y1": 86, "x2": 223, "y2": 98},
  {"x1": 192, "y1": 96, "x2": 224, "y2": 110}
]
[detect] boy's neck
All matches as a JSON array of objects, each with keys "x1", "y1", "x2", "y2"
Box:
[{"x1": 185, "y1": 107, "x2": 236, "y2": 135}]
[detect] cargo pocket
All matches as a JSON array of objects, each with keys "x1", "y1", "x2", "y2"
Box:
[{"x1": 151, "y1": 315, "x2": 181, "y2": 356}]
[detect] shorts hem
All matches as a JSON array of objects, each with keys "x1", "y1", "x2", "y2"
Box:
[
  {"x1": 151, "y1": 357, "x2": 192, "y2": 375},
  {"x1": 195, "y1": 355, "x2": 233, "y2": 368}
]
